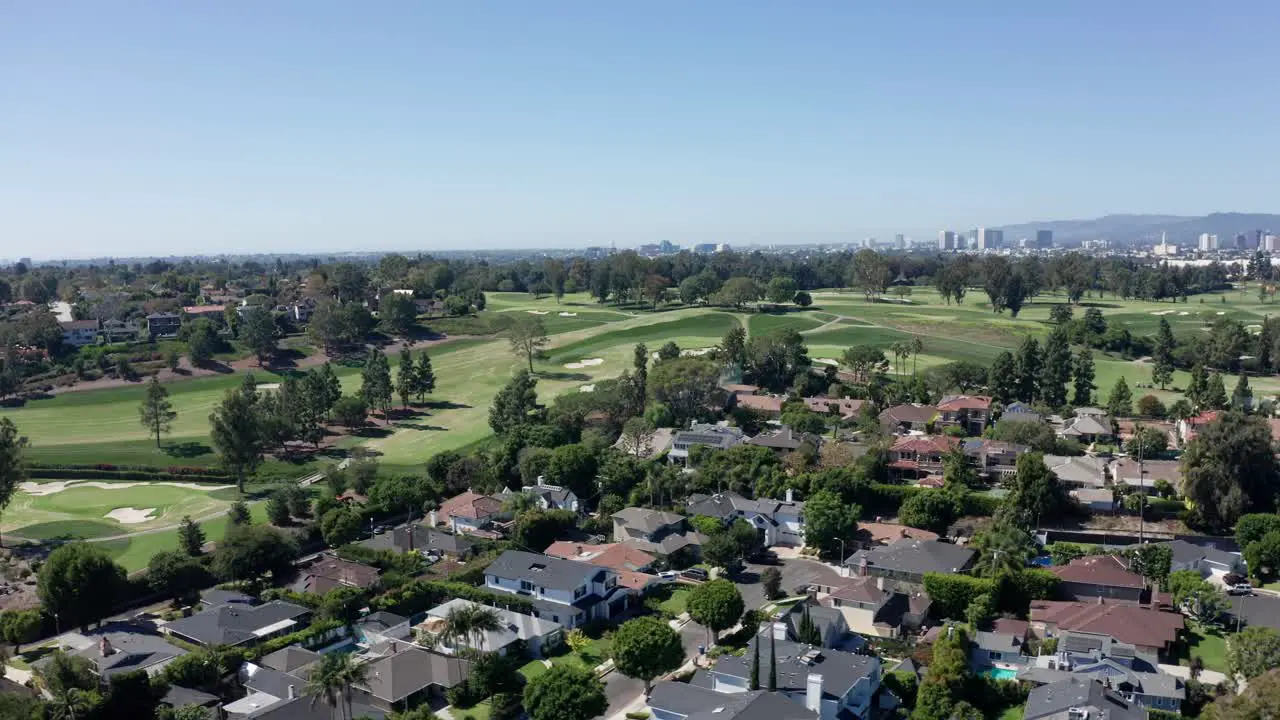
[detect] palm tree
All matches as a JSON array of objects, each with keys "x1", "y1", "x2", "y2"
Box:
[
  {"x1": 49, "y1": 689, "x2": 97, "y2": 720},
  {"x1": 911, "y1": 336, "x2": 924, "y2": 376},
  {"x1": 464, "y1": 606, "x2": 503, "y2": 652},
  {"x1": 971, "y1": 524, "x2": 1035, "y2": 577},
  {"x1": 307, "y1": 652, "x2": 367, "y2": 720},
  {"x1": 444, "y1": 603, "x2": 504, "y2": 653}
]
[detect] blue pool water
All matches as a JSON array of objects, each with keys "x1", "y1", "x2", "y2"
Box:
[{"x1": 985, "y1": 667, "x2": 1018, "y2": 680}]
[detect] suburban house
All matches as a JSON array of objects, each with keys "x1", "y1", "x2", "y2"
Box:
[
  {"x1": 647, "y1": 680, "x2": 818, "y2": 720},
  {"x1": 544, "y1": 541, "x2": 658, "y2": 591},
  {"x1": 1072, "y1": 488, "x2": 1116, "y2": 514},
  {"x1": 821, "y1": 577, "x2": 932, "y2": 638},
  {"x1": 352, "y1": 641, "x2": 470, "y2": 712},
  {"x1": 437, "y1": 490, "x2": 506, "y2": 535},
  {"x1": 1109, "y1": 458, "x2": 1181, "y2": 495},
  {"x1": 851, "y1": 522, "x2": 938, "y2": 550},
  {"x1": 288, "y1": 302, "x2": 314, "y2": 323},
  {"x1": 746, "y1": 426, "x2": 823, "y2": 457},
  {"x1": 1043, "y1": 455, "x2": 1110, "y2": 490},
  {"x1": 999, "y1": 402, "x2": 1044, "y2": 424},
  {"x1": 163, "y1": 601, "x2": 313, "y2": 648},
  {"x1": 361, "y1": 524, "x2": 475, "y2": 558},
  {"x1": 513, "y1": 476, "x2": 581, "y2": 513},
  {"x1": 685, "y1": 490, "x2": 806, "y2": 547},
  {"x1": 183, "y1": 304, "x2": 227, "y2": 320},
  {"x1": 702, "y1": 627, "x2": 881, "y2": 720},
  {"x1": 887, "y1": 435, "x2": 960, "y2": 480},
  {"x1": 59, "y1": 319, "x2": 100, "y2": 347},
  {"x1": 962, "y1": 439, "x2": 1026, "y2": 478},
  {"x1": 483, "y1": 550, "x2": 631, "y2": 628},
  {"x1": 1176, "y1": 410, "x2": 1218, "y2": 446},
  {"x1": 936, "y1": 395, "x2": 993, "y2": 435},
  {"x1": 969, "y1": 628, "x2": 1030, "y2": 671},
  {"x1": 731, "y1": 392, "x2": 786, "y2": 417},
  {"x1": 879, "y1": 404, "x2": 938, "y2": 434},
  {"x1": 293, "y1": 555, "x2": 380, "y2": 594},
  {"x1": 842, "y1": 538, "x2": 976, "y2": 587},
  {"x1": 1029, "y1": 599, "x2": 1185, "y2": 659},
  {"x1": 612, "y1": 507, "x2": 708, "y2": 557},
  {"x1": 227, "y1": 657, "x2": 314, "y2": 717},
  {"x1": 1013, "y1": 630, "x2": 1184, "y2": 714},
  {"x1": 1151, "y1": 539, "x2": 1244, "y2": 579},
  {"x1": 100, "y1": 318, "x2": 139, "y2": 343},
  {"x1": 420, "y1": 599, "x2": 563, "y2": 657},
  {"x1": 803, "y1": 397, "x2": 866, "y2": 420},
  {"x1": 1049, "y1": 556, "x2": 1148, "y2": 602},
  {"x1": 1022, "y1": 677, "x2": 1146, "y2": 720},
  {"x1": 669, "y1": 424, "x2": 746, "y2": 465},
  {"x1": 611, "y1": 426, "x2": 675, "y2": 460},
  {"x1": 146, "y1": 312, "x2": 182, "y2": 338},
  {"x1": 238, "y1": 693, "x2": 384, "y2": 720},
  {"x1": 778, "y1": 603, "x2": 850, "y2": 649},
  {"x1": 1058, "y1": 408, "x2": 1115, "y2": 443},
  {"x1": 53, "y1": 623, "x2": 185, "y2": 679}
]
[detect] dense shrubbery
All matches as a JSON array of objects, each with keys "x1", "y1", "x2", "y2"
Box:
[{"x1": 28, "y1": 463, "x2": 232, "y2": 482}]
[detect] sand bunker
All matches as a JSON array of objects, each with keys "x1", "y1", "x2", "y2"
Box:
[
  {"x1": 558, "y1": 312, "x2": 578, "y2": 317},
  {"x1": 1178, "y1": 311, "x2": 1189, "y2": 316},
  {"x1": 814, "y1": 358, "x2": 840, "y2": 366},
  {"x1": 105, "y1": 507, "x2": 157, "y2": 524},
  {"x1": 526, "y1": 310, "x2": 549, "y2": 315},
  {"x1": 680, "y1": 347, "x2": 715, "y2": 357},
  {"x1": 20, "y1": 480, "x2": 232, "y2": 496},
  {"x1": 579, "y1": 384, "x2": 596, "y2": 393},
  {"x1": 1217, "y1": 311, "x2": 1227, "y2": 315},
  {"x1": 257, "y1": 383, "x2": 281, "y2": 391},
  {"x1": 1150, "y1": 310, "x2": 1175, "y2": 316},
  {"x1": 563, "y1": 358, "x2": 604, "y2": 369}
]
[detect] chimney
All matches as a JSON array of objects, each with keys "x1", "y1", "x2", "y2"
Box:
[
  {"x1": 429, "y1": 510, "x2": 438, "y2": 527},
  {"x1": 537, "y1": 474, "x2": 545, "y2": 487},
  {"x1": 772, "y1": 622, "x2": 788, "y2": 641},
  {"x1": 99, "y1": 637, "x2": 114, "y2": 657},
  {"x1": 875, "y1": 576, "x2": 886, "y2": 591},
  {"x1": 785, "y1": 488, "x2": 794, "y2": 503},
  {"x1": 288, "y1": 685, "x2": 296, "y2": 700},
  {"x1": 805, "y1": 674, "x2": 823, "y2": 713},
  {"x1": 859, "y1": 557, "x2": 869, "y2": 577}
]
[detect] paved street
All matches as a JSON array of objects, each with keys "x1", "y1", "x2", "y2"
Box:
[
  {"x1": 735, "y1": 557, "x2": 847, "y2": 609},
  {"x1": 1229, "y1": 591, "x2": 1280, "y2": 631},
  {"x1": 603, "y1": 617, "x2": 705, "y2": 717}
]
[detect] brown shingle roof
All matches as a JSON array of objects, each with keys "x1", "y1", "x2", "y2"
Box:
[
  {"x1": 440, "y1": 491, "x2": 504, "y2": 520},
  {"x1": 733, "y1": 392, "x2": 785, "y2": 414},
  {"x1": 855, "y1": 522, "x2": 939, "y2": 546},
  {"x1": 1030, "y1": 600, "x2": 1184, "y2": 649},
  {"x1": 937, "y1": 395, "x2": 992, "y2": 411},
  {"x1": 1050, "y1": 555, "x2": 1145, "y2": 589}
]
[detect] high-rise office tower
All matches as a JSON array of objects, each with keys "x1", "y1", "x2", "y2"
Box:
[
  {"x1": 938, "y1": 230, "x2": 957, "y2": 250},
  {"x1": 1036, "y1": 230, "x2": 1053, "y2": 248}
]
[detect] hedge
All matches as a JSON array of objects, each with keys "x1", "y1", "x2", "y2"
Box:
[
  {"x1": 247, "y1": 619, "x2": 344, "y2": 660},
  {"x1": 923, "y1": 573, "x2": 996, "y2": 619},
  {"x1": 372, "y1": 580, "x2": 534, "y2": 617},
  {"x1": 860, "y1": 484, "x2": 999, "y2": 519},
  {"x1": 924, "y1": 569, "x2": 1061, "y2": 620}
]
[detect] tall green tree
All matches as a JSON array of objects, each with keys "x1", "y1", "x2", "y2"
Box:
[
  {"x1": 1181, "y1": 411, "x2": 1280, "y2": 532},
  {"x1": 138, "y1": 376, "x2": 177, "y2": 447},
  {"x1": 1013, "y1": 336, "x2": 1041, "y2": 403},
  {"x1": 801, "y1": 490, "x2": 858, "y2": 560},
  {"x1": 395, "y1": 348, "x2": 415, "y2": 409},
  {"x1": 1204, "y1": 372, "x2": 1229, "y2": 410},
  {"x1": 508, "y1": 315, "x2": 550, "y2": 373},
  {"x1": 523, "y1": 665, "x2": 607, "y2": 720},
  {"x1": 178, "y1": 515, "x2": 205, "y2": 556},
  {"x1": 1233, "y1": 371, "x2": 1253, "y2": 411},
  {"x1": 211, "y1": 524, "x2": 298, "y2": 581},
  {"x1": 687, "y1": 579, "x2": 745, "y2": 647},
  {"x1": 1107, "y1": 376, "x2": 1133, "y2": 417},
  {"x1": 1001, "y1": 452, "x2": 1065, "y2": 530},
  {"x1": 1187, "y1": 363, "x2": 1208, "y2": 409},
  {"x1": 38, "y1": 543, "x2": 126, "y2": 631},
  {"x1": 0, "y1": 418, "x2": 29, "y2": 548},
  {"x1": 360, "y1": 348, "x2": 393, "y2": 419},
  {"x1": 989, "y1": 351, "x2": 1016, "y2": 405},
  {"x1": 415, "y1": 351, "x2": 436, "y2": 403},
  {"x1": 1072, "y1": 348, "x2": 1096, "y2": 406},
  {"x1": 610, "y1": 616, "x2": 684, "y2": 693},
  {"x1": 489, "y1": 369, "x2": 541, "y2": 435},
  {"x1": 1039, "y1": 326, "x2": 1072, "y2": 408},
  {"x1": 240, "y1": 306, "x2": 278, "y2": 365},
  {"x1": 306, "y1": 650, "x2": 369, "y2": 720},
  {"x1": 378, "y1": 293, "x2": 418, "y2": 338},
  {"x1": 209, "y1": 382, "x2": 263, "y2": 494},
  {"x1": 1152, "y1": 317, "x2": 1175, "y2": 389}
]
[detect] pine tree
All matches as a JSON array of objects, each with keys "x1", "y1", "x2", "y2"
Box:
[
  {"x1": 989, "y1": 351, "x2": 1016, "y2": 405},
  {"x1": 138, "y1": 375, "x2": 177, "y2": 447},
  {"x1": 360, "y1": 348, "x2": 392, "y2": 419},
  {"x1": 1013, "y1": 336, "x2": 1041, "y2": 403},
  {"x1": 1204, "y1": 372, "x2": 1228, "y2": 410},
  {"x1": 1039, "y1": 327, "x2": 1072, "y2": 408},
  {"x1": 1072, "y1": 348, "x2": 1096, "y2": 407},
  {"x1": 1152, "y1": 318, "x2": 1175, "y2": 390},
  {"x1": 209, "y1": 382, "x2": 264, "y2": 494},
  {"x1": 415, "y1": 351, "x2": 436, "y2": 403},
  {"x1": 321, "y1": 362, "x2": 342, "y2": 417},
  {"x1": 1259, "y1": 321, "x2": 1275, "y2": 373},
  {"x1": 1107, "y1": 377, "x2": 1133, "y2": 418},
  {"x1": 178, "y1": 515, "x2": 205, "y2": 556},
  {"x1": 1233, "y1": 370, "x2": 1253, "y2": 411},
  {"x1": 749, "y1": 638, "x2": 760, "y2": 690},
  {"x1": 395, "y1": 348, "x2": 415, "y2": 409},
  {"x1": 1187, "y1": 363, "x2": 1208, "y2": 409}
]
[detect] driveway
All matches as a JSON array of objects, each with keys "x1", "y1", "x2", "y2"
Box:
[
  {"x1": 734, "y1": 557, "x2": 847, "y2": 610},
  {"x1": 602, "y1": 617, "x2": 705, "y2": 716}
]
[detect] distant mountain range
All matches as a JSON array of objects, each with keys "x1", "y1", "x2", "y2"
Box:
[{"x1": 996, "y1": 213, "x2": 1280, "y2": 246}]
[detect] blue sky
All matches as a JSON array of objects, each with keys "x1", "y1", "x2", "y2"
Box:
[{"x1": 3, "y1": 2, "x2": 1278, "y2": 259}]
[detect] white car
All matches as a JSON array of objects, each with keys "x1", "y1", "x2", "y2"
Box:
[
  {"x1": 1230, "y1": 583, "x2": 1254, "y2": 595},
  {"x1": 657, "y1": 570, "x2": 680, "y2": 582}
]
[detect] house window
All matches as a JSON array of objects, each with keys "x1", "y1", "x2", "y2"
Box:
[
  {"x1": 520, "y1": 580, "x2": 536, "y2": 592},
  {"x1": 574, "y1": 586, "x2": 586, "y2": 600}
]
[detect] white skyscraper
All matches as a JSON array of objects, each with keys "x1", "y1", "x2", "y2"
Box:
[
  {"x1": 976, "y1": 227, "x2": 1003, "y2": 250},
  {"x1": 938, "y1": 230, "x2": 958, "y2": 250},
  {"x1": 1198, "y1": 233, "x2": 1219, "y2": 251}
]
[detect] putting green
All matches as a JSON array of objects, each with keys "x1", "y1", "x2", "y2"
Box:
[{"x1": 1, "y1": 481, "x2": 233, "y2": 541}]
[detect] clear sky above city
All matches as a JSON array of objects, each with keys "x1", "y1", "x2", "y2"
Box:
[{"x1": 3, "y1": 2, "x2": 1278, "y2": 259}]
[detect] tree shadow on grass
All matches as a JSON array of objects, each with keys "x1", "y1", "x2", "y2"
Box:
[
  {"x1": 352, "y1": 426, "x2": 393, "y2": 439},
  {"x1": 163, "y1": 441, "x2": 213, "y2": 459},
  {"x1": 536, "y1": 371, "x2": 591, "y2": 382},
  {"x1": 396, "y1": 423, "x2": 449, "y2": 432},
  {"x1": 422, "y1": 400, "x2": 471, "y2": 411}
]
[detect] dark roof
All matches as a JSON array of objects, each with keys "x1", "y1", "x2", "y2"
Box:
[
  {"x1": 1152, "y1": 539, "x2": 1240, "y2": 568},
  {"x1": 201, "y1": 588, "x2": 256, "y2": 607},
  {"x1": 358, "y1": 645, "x2": 470, "y2": 702},
  {"x1": 69, "y1": 623, "x2": 185, "y2": 678},
  {"x1": 973, "y1": 630, "x2": 1025, "y2": 655},
  {"x1": 485, "y1": 550, "x2": 608, "y2": 592},
  {"x1": 843, "y1": 539, "x2": 976, "y2": 578},
  {"x1": 361, "y1": 525, "x2": 475, "y2": 555},
  {"x1": 686, "y1": 491, "x2": 805, "y2": 524},
  {"x1": 746, "y1": 426, "x2": 820, "y2": 451},
  {"x1": 648, "y1": 681, "x2": 817, "y2": 720},
  {"x1": 295, "y1": 556, "x2": 380, "y2": 594},
  {"x1": 1030, "y1": 600, "x2": 1184, "y2": 649},
  {"x1": 1023, "y1": 677, "x2": 1146, "y2": 720},
  {"x1": 879, "y1": 404, "x2": 938, "y2": 424},
  {"x1": 358, "y1": 611, "x2": 409, "y2": 635},
  {"x1": 1050, "y1": 556, "x2": 1145, "y2": 590},
  {"x1": 162, "y1": 685, "x2": 221, "y2": 708},
  {"x1": 259, "y1": 646, "x2": 321, "y2": 676},
  {"x1": 253, "y1": 696, "x2": 386, "y2": 720},
  {"x1": 713, "y1": 634, "x2": 879, "y2": 700},
  {"x1": 612, "y1": 507, "x2": 685, "y2": 533},
  {"x1": 165, "y1": 601, "x2": 311, "y2": 647},
  {"x1": 784, "y1": 602, "x2": 845, "y2": 642}
]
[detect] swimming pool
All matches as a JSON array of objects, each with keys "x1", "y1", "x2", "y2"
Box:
[{"x1": 984, "y1": 667, "x2": 1018, "y2": 681}]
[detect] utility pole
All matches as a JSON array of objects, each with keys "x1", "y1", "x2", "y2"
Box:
[{"x1": 1137, "y1": 430, "x2": 1146, "y2": 544}]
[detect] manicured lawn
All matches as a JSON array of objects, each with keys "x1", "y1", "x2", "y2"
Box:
[
  {"x1": 659, "y1": 588, "x2": 691, "y2": 616},
  {"x1": 100, "y1": 500, "x2": 270, "y2": 572},
  {"x1": 1183, "y1": 625, "x2": 1229, "y2": 674},
  {"x1": 998, "y1": 705, "x2": 1025, "y2": 720},
  {"x1": 453, "y1": 700, "x2": 491, "y2": 720},
  {"x1": 1, "y1": 480, "x2": 236, "y2": 541},
  {"x1": 518, "y1": 659, "x2": 548, "y2": 681}
]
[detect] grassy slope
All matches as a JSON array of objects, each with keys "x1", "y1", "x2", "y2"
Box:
[{"x1": 2, "y1": 482, "x2": 232, "y2": 539}]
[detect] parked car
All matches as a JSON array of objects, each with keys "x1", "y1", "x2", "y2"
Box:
[
  {"x1": 681, "y1": 568, "x2": 709, "y2": 581},
  {"x1": 1224, "y1": 572, "x2": 1248, "y2": 586},
  {"x1": 751, "y1": 549, "x2": 779, "y2": 564},
  {"x1": 657, "y1": 570, "x2": 679, "y2": 582},
  {"x1": 1229, "y1": 583, "x2": 1254, "y2": 595}
]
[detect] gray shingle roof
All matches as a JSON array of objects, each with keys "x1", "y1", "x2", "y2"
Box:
[
  {"x1": 1024, "y1": 677, "x2": 1146, "y2": 720},
  {"x1": 253, "y1": 696, "x2": 386, "y2": 720},
  {"x1": 843, "y1": 539, "x2": 976, "y2": 578},
  {"x1": 713, "y1": 635, "x2": 879, "y2": 701},
  {"x1": 72, "y1": 626, "x2": 186, "y2": 678},
  {"x1": 357, "y1": 645, "x2": 470, "y2": 702},
  {"x1": 612, "y1": 507, "x2": 685, "y2": 533},
  {"x1": 165, "y1": 601, "x2": 310, "y2": 647},
  {"x1": 686, "y1": 491, "x2": 805, "y2": 525},
  {"x1": 259, "y1": 646, "x2": 321, "y2": 676},
  {"x1": 648, "y1": 681, "x2": 817, "y2": 720},
  {"x1": 486, "y1": 550, "x2": 609, "y2": 592},
  {"x1": 1152, "y1": 539, "x2": 1240, "y2": 569}
]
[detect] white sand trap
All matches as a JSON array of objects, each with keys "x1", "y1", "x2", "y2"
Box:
[
  {"x1": 1217, "y1": 311, "x2": 1227, "y2": 315},
  {"x1": 579, "y1": 384, "x2": 596, "y2": 393},
  {"x1": 558, "y1": 312, "x2": 578, "y2": 317},
  {"x1": 1150, "y1": 310, "x2": 1175, "y2": 316},
  {"x1": 1178, "y1": 311, "x2": 1189, "y2": 315},
  {"x1": 680, "y1": 347, "x2": 715, "y2": 357},
  {"x1": 563, "y1": 358, "x2": 604, "y2": 369},
  {"x1": 105, "y1": 507, "x2": 157, "y2": 524},
  {"x1": 526, "y1": 310, "x2": 549, "y2": 315},
  {"x1": 20, "y1": 480, "x2": 233, "y2": 496},
  {"x1": 814, "y1": 358, "x2": 840, "y2": 366},
  {"x1": 257, "y1": 383, "x2": 280, "y2": 390}
]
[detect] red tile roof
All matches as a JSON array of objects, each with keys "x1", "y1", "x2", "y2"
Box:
[
  {"x1": 182, "y1": 304, "x2": 227, "y2": 314},
  {"x1": 440, "y1": 491, "x2": 504, "y2": 520},
  {"x1": 856, "y1": 522, "x2": 939, "y2": 545},
  {"x1": 1049, "y1": 555, "x2": 1145, "y2": 589},
  {"x1": 937, "y1": 395, "x2": 992, "y2": 411},
  {"x1": 1030, "y1": 599, "x2": 1184, "y2": 649},
  {"x1": 544, "y1": 541, "x2": 657, "y2": 589},
  {"x1": 733, "y1": 392, "x2": 785, "y2": 414},
  {"x1": 890, "y1": 435, "x2": 960, "y2": 454}
]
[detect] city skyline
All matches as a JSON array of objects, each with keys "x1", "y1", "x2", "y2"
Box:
[{"x1": 4, "y1": 2, "x2": 1280, "y2": 258}]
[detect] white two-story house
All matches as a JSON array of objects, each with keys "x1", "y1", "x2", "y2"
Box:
[
  {"x1": 483, "y1": 550, "x2": 632, "y2": 628},
  {"x1": 685, "y1": 490, "x2": 806, "y2": 547}
]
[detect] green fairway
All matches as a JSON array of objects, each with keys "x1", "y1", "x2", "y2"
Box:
[
  {"x1": 748, "y1": 311, "x2": 825, "y2": 336},
  {"x1": 100, "y1": 500, "x2": 271, "y2": 572},
  {"x1": 1, "y1": 480, "x2": 234, "y2": 541}
]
